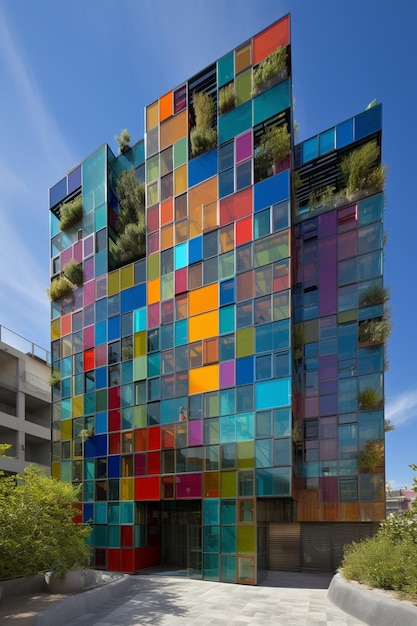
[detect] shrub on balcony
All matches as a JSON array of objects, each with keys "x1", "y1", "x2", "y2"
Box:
[
  {"x1": 360, "y1": 284, "x2": 390, "y2": 307},
  {"x1": 253, "y1": 46, "x2": 288, "y2": 93},
  {"x1": 255, "y1": 124, "x2": 291, "y2": 181},
  {"x1": 358, "y1": 387, "x2": 384, "y2": 411},
  {"x1": 358, "y1": 316, "x2": 391, "y2": 344},
  {"x1": 190, "y1": 91, "x2": 217, "y2": 157},
  {"x1": 49, "y1": 369, "x2": 61, "y2": 388},
  {"x1": 47, "y1": 275, "x2": 73, "y2": 301},
  {"x1": 59, "y1": 195, "x2": 82, "y2": 231},
  {"x1": 63, "y1": 259, "x2": 83, "y2": 286},
  {"x1": 110, "y1": 169, "x2": 146, "y2": 267},
  {"x1": 115, "y1": 128, "x2": 131, "y2": 154},
  {"x1": 357, "y1": 439, "x2": 384, "y2": 472},
  {"x1": 218, "y1": 83, "x2": 235, "y2": 115},
  {"x1": 341, "y1": 140, "x2": 386, "y2": 197}
]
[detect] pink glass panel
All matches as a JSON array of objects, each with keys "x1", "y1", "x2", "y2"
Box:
[
  {"x1": 148, "y1": 303, "x2": 160, "y2": 329},
  {"x1": 83, "y1": 325, "x2": 95, "y2": 350},
  {"x1": 220, "y1": 361, "x2": 235, "y2": 388},
  {"x1": 235, "y1": 131, "x2": 253, "y2": 163},
  {"x1": 73, "y1": 241, "x2": 82, "y2": 262},
  {"x1": 175, "y1": 268, "x2": 187, "y2": 294},
  {"x1": 147, "y1": 205, "x2": 159, "y2": 233},
  {"x1": 318, "y1": 210, "x2": 336, "y2": 238},
  {"x1": 95, "y1": 344, "x2": 107, "y2": 367},
  {"x1": 188, "y1": 420, "x2": 203, "y2": 446},
  {"x1": 304, "y1": 396, "x2": 318, "y2": 418},
  {"x1": 147, "y1": 232, "x2": 159, "y2": 255},
  {"x1": 83, "y1": 281, "x2": 95, "y2": 306},
  {"x1": 319, "y1": 476, "x2": 338, "y2": 502},
  {"x1": 176, "y1": 473, "x2": 202, "y2": 498},
  {"x1": 61, "y1": 247, "x2": 72, "y2": 266},
  {"x1": 319, "y1": 440, "x2": 338, "y2": 461}
]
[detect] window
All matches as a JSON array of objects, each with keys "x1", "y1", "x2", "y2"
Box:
[{"x1": 304, "y1": 418, "x2": 318, "y2": 439}]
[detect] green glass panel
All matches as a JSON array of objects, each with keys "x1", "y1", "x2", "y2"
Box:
[
  {"x1": 221, "y1": 499, "x2": 236, "y2": 525},
  {"x1": 133, "y1": 405, "x2": 147, "y2": 427},
  {"x1": 147, "y1": 181, "x2": 158, "y2": 206},
  {"x1": 60, "y1": 460, "x2": 72, "y2": 483},
  {"x1": 253, "y1": 79, "x2": 290, "y2": 126},
  {"x1": 221, "y1": 555, "x2": 236, "y2": 582},
  {"x1": 133, "y1": 356, "x2": 147, "y2": 381},
  {"x1": 237, "y1": 525, "x2": 255, "y2": 554},
  {"x1": 94, "y1": 202, "x2": 107, "y2": 231},
  {"x1": 94, "y1": 502, "x2": 107, "y2": 524},
  {"x1": 204, "y1": 525, "x2": 220, "y2": 553},
  {"x1": 147, "y1": 253, "x2": 160, "y2": 280},
  {"x1": 96, "y1": 390, "x2": 107, "y2": 412},
  {"x1": 93, "y1": 525, "x2": 107, "y2": 547},
  {"x1": 239, "y1": 500, "x2": 254, "y2": 523},
  {"x1": 218, "y1": 52, "x2": 234, "y2": 87},
  {"x1": 237, "y1": 441, "x2": 254, "y2": 468},
  {"x1": 161, "y1": 273, "x2": 174, "y2": 299},
  {"x1": 204, "y1": 499, "x2": 219, "y2": 525},
  {"x1": 108, "y1": 526, "x2": 120, "y2": 547},
  {"x1": 254, "y1": 232, "x2": 289, "y2": 267},
  {"x1": 205, "y1": 392, "x2": 219, "y2": 418},
  {"x1": 219, "y1": 251, "x2": 234, "y2": 280},
  {"x1": 218, "y1": 101, "x2": 252, "y2": 144},
  {"x1": 173, "y1": 138, "x2": 187, "y2": 168},
  {"x1": 221, "y1": 526, "x2": 236, "y2": 554},
  {"x1": 121, "y1": 501, "x2": 134, "y2": 524},
  {"x1": 236, "y1": 69, "x2": 252, "y2": 106},
  {"x1": 147, "y1": 155, "x2": 159, "y2": 183},
  {"x1": 204, "y1": 419, "x2": 219, "y2": 445},
  {"x1": 221, "y1": 471, "x2": 237, "y2": 497},
  {"x1": 236, "y1": 328, "x2": 254, "y2": 358}
]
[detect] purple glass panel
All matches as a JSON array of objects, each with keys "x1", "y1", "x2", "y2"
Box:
[
  {"x1": 319, "y1": 440, "x2": 337, "y2": 461},
  {"x1": 338, "y1": 230, "x2": 357, "y2": 260},
  {"x1": 318, "y1": 210, "x2": 336, "y2": 238},
  {"x1": 235, "y1": 131, "x2": 252, "y2": 163},
  {"x1": 319, "y1": 355, "x2": 337, "y2": 381},
  {"x1": 73, "y1": 288, "x2": 83, "y2": 311},
  {"x1": 73, "y1": 241, "x2": 82, "y2": 262},
  {"x1": 319, "y1": 394, "x2": 337, "y2": 416},
  {"x1": 83, "y1": 281, "x2": 95, "y2": 307},
  {"x1": 320, "y1": 381, "x2": 337, "y2": 395},
  {"x1": 188, "y1": 420, "x2": 203, "y2": 446},
  {"x1": 83, "y1": 325, "x2": 95, "y2": 350},
  {"x1": 60, "y1": 247, "x2": 72, "y2": 266},
  {"x1": 84, "y1": 235, "x2": 94, "y2": 258},
  {"x1": 176, "y1": 473, "x2": 202, "y2": 499},
  {"x1": 67, "y1": 165, "x2": 81, "y2": 194},
  {"x1": 135, "y1": 453, "x2": 146, "y2": 475},
  {"x1": 304, "y1": 397, "x2": 318, "y2": 418},
  {"x1": 174, "y1": 85, "x2": 187, "y2": 114},
  {"x1": 148, "y1": 303, "x2": 160, "y2": 329},
  {"x1": 319, "y1": 476, "x2": 338, "y2": 502},
  {"x1": 220, "y1": 361, "x2": 235, "y2": 388},
  {"x1": 319, "y1": 237, "x2": 337, "y2": 316},
  {"x1": 147, "y1": 232, "x2": 159, "y2": 255},
  {"x1": 84, "y1": 257, "x2": 94, "y2": 282}
]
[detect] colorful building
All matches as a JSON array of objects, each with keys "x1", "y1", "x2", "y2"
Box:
[{"x1": 49, "y1": 14, "x2": 386, "y2": 583}]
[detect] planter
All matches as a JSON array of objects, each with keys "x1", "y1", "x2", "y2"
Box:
[{"x1": 254, "y1": 69, "x2": 288, "y2": 95}]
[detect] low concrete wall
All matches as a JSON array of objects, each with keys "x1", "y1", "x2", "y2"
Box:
[
  {"x1": 328, "y1": 573, "x2": 417, "y2": 626},
  {"x1": 0, "y1": 574, "x2": 45, "y2": 599}
]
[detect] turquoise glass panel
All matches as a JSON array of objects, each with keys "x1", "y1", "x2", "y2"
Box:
[
  {"x1": 336, "y1": 118, "x2": 354, "y2": 149},
  {"x1": 108, "y1": 526, "x2": 120, "y2": 547},
  {"x1": 220, "y1": 415, "x2": 236, "y2": 443},
  {"x1": 220, "y1": 388, "x2": 235, "y2": 416},
  {"x1": 219, "y1": 101, "x2": 252, "y2": 144},
  {"x1": 62, "y1": 356, "x2": 72, "y2": 378},
  {"x1": 220, "y1": 305, "x2": 235, "y2": 334},
  {"x1": 83, "y1": 480, "x2": 94, "y2": 501},
  {"x1": 217, "y1": 52, "x2": 234, "y2": 87},
  {"x1": 94, "y1": 502, "x2": 107, "y2": 523},
  {"x1": 204, "y1": 526, "x2": 220, "y2": 553},
  {"x1": 358, "y1": 194, "x2": 383, "y2": 226},
  {"x1": 175, "y1": 320, "x2": 188, "y2": 346},
  {"x1": 61, "y1": 378, "x2": 71, "y2": 398},
  {"x1": 221, "y1": 499, "x2": 236, "y2": 524},
  {"x1": 255, "y1": 378, "x2": 291, "y2": 410},
  {"x1": 61, "y1": 399, "x2": 71, "y2": 419},
  {"x1": 358, "y1": 251, "x2": 382, "y2": 281},
  {"x1": 118, "y1": 140, "x2": 145, "y2": 169},
  {"x1": 84, "y1": 459, "x2": 94, "y2": 480},
  {"x1": 147, "y1": 353, "x2": 160, "y2": 377},
  {"x1": 134, "y1": 308, "x2": 147, "y2": 332},
  {"x1": 319, "y1": 128, "x2": 335, "y2": 155},
  {"x1": 95, "y1": 250, "x2": 107, "y2": 277},
  {"x1": 253, "y1": 79, "x2": 290, "y2": 126},
  {"x1": 84, "y1": 393, "x2": 95, "y2": 414},
  {"x1": 121, "y1": 501, "x2": 134, "y2": 524},
  {"x1": 203, "y1": 499, "x2": 219, "y2": 525},
  {"x1": 50, "y1": 213, "x2": 60, "y2": 237},
  {"x1": 221, "y1": 526, "x2": 236, "y2": 554},
  {"x1": 94, "y1": 203, "x2": 107, "y2": 231},
  {"x1": 122, "y1": 360, "x2": 133, "y2": 384},
  {"x1": 135, "y1": 525, "x2": 147, "y2": 547},
  {"x1": 92, "y1": 525, "x2": 107, "y2": 547},
  {"x1": 256, "y1": 467, "x2": 291, "y2": 496},
  {"x1": 237, "y1": 412, "x2": 254, "y2": 441},
  {"x1": 108, "y1": 503, "x2": 120, "y2": 524},
  {"x1": 82, "y1": 146, "x2": 106, "y2": 213},
  {"x1": 255, "y1": 438, "x2": 272, "y2": 468},
  {"x1": 274, "y1": 407, "x2": 291, "y2": 437},
  {"x1": 204, "y1": 554, "x2": 220, "y2": 581},
  {"x1": 302, "y1": 136, "x2": 318, "y2": 163},
  {"x1": 221, "y1": 555, "x2": 236, "y2": 582},
  {"x1": 174, "y1": 243, "x2": 188, "y2": 270}
]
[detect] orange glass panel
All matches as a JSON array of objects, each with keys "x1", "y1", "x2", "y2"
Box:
[
  {"x1": 160, "y1": 198, "x2": 173, "y2": 225},
  {"x1": 204, "y1": 472, "x2": 220, "y2": 497},
  {"x1": 189, "y1": 311, "x2": 218, "y2": 342},
  {"x1": 220, "y1": 187, "x2": 252, "y2": 225},
  {"x1": 146, "y1": 101, "x2": 158, "y2": 131},
  {"x1": 161, "y1": 224, "x2": 173, "y2": 250},
  {"x1": 220, "y1": 223, "x2": 234, "y2": 253},
  {"x1": 203, "y1": 200, "x2": 218, "y2": 232},
  {"x1": 147, "y1": 278, "x2": 160, "y2": 305},
  {"x1": 189, "y1": 284, "x2": 218, "y2": 316},
  {"x1": 159, "y1": 91, "x2": 173, "y2": 122},
  {"x1": 160, "y1": 110, "x2": 187, "y2": 150},
  {"x1": 323, "y1": 503, "x2": 338, "y2": 521},
  {"x1": 174, "y1": 164, "x2": 187, "y2": 196},
  {"x1": 339, "y1": 503, "x2": 359, "y2": 521},
  {"x1": 61, "y1": 314, "x2": 71, "y2": 336},
  {"x1": 236, "y1": 216, "x2": 252, "y2": 246},
  {"x1": 296, "y1": 490, "x2": 319, "y2": 522},
  {"x1": 235, "y1": 43, "x2": 251, "y2": 73},
  {"x1": 189, "y1": 364, "x2": 219, "y2": 394},
  {"x1": 135, "y1": 429, "x2": 147, "y2": 452},
  {"x1": 189, "y1": 177, "x2": 218, "y2": 238},
  {"x1": 358, "y1": 502, "x2": 385, "y2": 522},
  {"x1": 203, "y1": 337, "x2": 218, "y2": 364},
  {"x1": 252, "y1": 15, "x2": 290, "y2": 65}
]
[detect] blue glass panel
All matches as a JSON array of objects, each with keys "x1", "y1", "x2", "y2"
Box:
[
  {"x1": 217, "y1": 52, "x2": 234, "y2": 87},
  {"x1": 95, "y1": 367, "x2": 107, "y2": 389},
  {"x1": 121, "y1": 284, "x2": 146, "y2": 313},
  {"x1": 188, "y1": 148, "x2": 217, "y2": 188},
  {"x1": 221, "y1": 526, "x2": 236, "y2": 554},
  {"x1": 174, "y1": 242, "x2": 188, "y2": 270},
  {"x1": 67, "y1": 165, "x2": 81, "y2": 194},
  {"x1": 319, "y1": 129, "x2": 335, "y2": 155},
  {"x1": 358, "y1": 193, "x2": 383, "y2": 225},
  {"x1": 49, "y1": 177, "x2": 67, "y2": 208},
  {"x1": 204, "y1": 499, "x2": 219, "y2": 525},
  {"x1": 95, "y1": 321, "x2": 107, "y2": 345},
  {"x1": 108, "y1": 316, "x2": 120, "y2": 341},
  {"x1": 218, "y1": 101, "x2": 252, "y2": 145},
  {"x1": 302, "y1": 136, "x2": 318, "y2": 163},
  {"x1": 175, "y1": 319, "x2": 188, "y2": 346},
  {"x1": 61, "y1": 356, "x2": 72, "y2": 378},
  {"x1": 96, "y1": 298, "x2": 107, "y2": 322},
  {"x1": 253, "y1": 79, "x2": 290, "y2": 126},
  {"x1": 256, "y1": 467, "x2": 291, "y2": 496},
  {"x1": 255, "y1": 378, "x2": 291, "y2": 410},
  {"x1": 61, "y1": 378, "x2": 71, "y2": 398},
  {"x1": 95, "y1": 412, "x2": 107, "y2": 434},
  {"x1": 189, "y1": 236, "x2": 203, "y2": 264},
  {"x1": 273, "y1": 437, "x2": 291, "y2": 465},
  {"x1": 147, "y1": 353, "x2": 161, "y2": 377},
  {"x1": 254, "y1": 171, "x2": 289, "y2": 212},
  {"x1": 359, "y1": 345, "x2": 384, "y2": 375},
  {"x1": 83, "y1": 503, "x2": 93, "y2": 523},
  {"x1": 336, "y1": 119, "x2": 354, "y2": 149},
  {"x1": 220, "y1": 305, "x2": 235, "y2": 334},
  {"x1": 84, "y1": 434, "x2": 107, "y2": 458},
  {"x1": 354, "y1": 104, "x2": 382, "y2": 141},
  {"x1": 358, "y1": 251, "x2": 382, "y2": 281},
  {"x1": 220, "y1": 279, "x2": 235, "y2": 306},
  {"x1": 134, "y1": 307, "x2": 147, "y2": 332},
  {"x1": 219, "y1": 168, "x2": 234, "y2": 198},
  {"x1": 236, "y1": 356, "x2": 254, "y2": 385},
  {"x1": 338, "y1": 378, "x2": 357, "y2": 413}
]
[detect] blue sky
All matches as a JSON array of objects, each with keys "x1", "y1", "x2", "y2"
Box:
[{"x1": 0, "y1": 0, "x2": 416, "y2": 487}]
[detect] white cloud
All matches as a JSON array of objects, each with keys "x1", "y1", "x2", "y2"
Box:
[{"x1": 386, "y1": 389, "x2": 417, "y2": 427}]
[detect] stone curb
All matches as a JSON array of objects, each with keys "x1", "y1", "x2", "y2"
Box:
[
  {"x1": 34, "y1": 573, "x2": 133, "y2": 626},
  {"x1": 328, "y1": 572, "x2": 417, "y2": 626}
]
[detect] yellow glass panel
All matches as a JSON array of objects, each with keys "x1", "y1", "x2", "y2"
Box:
[
  {"x1": 189, "y1": 284, "x2": 218, "y2": 316},
  {"x1": 237, "y1": 525, "x2": 255, "y2": 554},
  {"x1": 72, "y1": 395, "x2": 84, "y2": 418},
  {"x1": 204, "y1": 472, "x2": 220, "y2": 498},
  {"x1": 220, "y1": 223, "x2": 234, "y2": 253},
  {"x1": 236, "y1": 69, "x2": 252, "y2": 106},
  {"x1": 188, "y1": 310, "x2": 218, "y2": 342},
  {"x1": 236, "y1": 328, "x2": 254, "y2": 358},
  {"x1": 220, "y1": 471, "x2": 237, "y2": 497},
  {"x1": 51, "y1": 463, "x2": 60, "y2": 479},
  {"x1": 120, "y1": 265, "x2": 134, "y2": 290},
  {"x1": 108, "y1": 270, "x2": 120, "y2": 296},
  {"x1": 237, "y1": 441, "x2": 254, "y2": 469},
  {"x1": 189, "y1": 364, "x2": 219, "y2": 395},
  {"x1": 51, "y1": 318, "x2": 60, "y2": 340},
  {"x1": 161, "y1": 224, "x2": 173, "y2": 250},
  {"x1": 235, "y1": 43, "x2": 251, "y2": 73},
  {"x1": 160, "y1": 110, "x2": 187, "y2": 150},
  {"x1": 120, "y1": 477, "x2": 134, "y2": 500},
  {"x1": 61, "y1": 420, "x2": 72, "y2": 440},
  {"x1": 174, "y1": 164, "x2": 187, "y2": 196},
  {"x1": 147, "y1": 278, "x2": 160, "y2": 305},
  {"x1": 146, "y1": 101, "x2": 158, "y2": 131},
  {"x1": 147, "y1": 253, "x2": 160, "y2": 280},
  {"x1": 147, "y1": 181, "x2": 158, "y2": 206},
  {"x1": 160, "y1": 91, "x2": 172, "y2": 122},
  {"x1": 189, "y1": 177, "x2": 218, "y2": 239},
  {"x1": 203, "y1": 200, "x2": 218, "y2": 232},
  {"x1": 134, "y1": 331, "x2": 147, "y2": 357}
]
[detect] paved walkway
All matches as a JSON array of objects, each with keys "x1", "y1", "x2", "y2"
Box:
[{"x1": 55, "y1": 571, "x2": 366, "y2": 626}]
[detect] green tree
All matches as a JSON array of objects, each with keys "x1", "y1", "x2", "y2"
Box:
[
  {"x1": 0, "y1": 443, "x2": 12, "y2": 457},
  {"x1": 110, "y1": 169, "x2": 146, "y2": 266},
  {"x1": 0, "y1": 467, "x2": 91, "y2": 579}
]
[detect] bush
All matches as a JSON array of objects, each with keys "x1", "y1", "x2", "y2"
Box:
[
  {"x1": 63, "y1": 260, "x2": 83, "y2": 286},
  {"x1": 59, "y1": 195, "x2": 82, "y2": 231},
  {"x1": 253, "y1": 46, "x2": 288, "y2": 92},
  {"x1": 255, "y1": 124, "x2": 291, "y2": 181},
  {"x1": 357, "y1": 439, "x2": 384, "y2": 471},
  {"x1": 48, "y1": 275, "x2": 73, "y2": 301},
  {"x1": 341, "y1": 140, "x2": 386, "y2": 196},
  {"x1": 49, "y1": 369, "x2": 61, "y2": 388},
  {"x1": 358, "y1": 316, "x2": 391, "y2": 344},
  {"x1": 190, "y1": 125, "x2": 217, "y2": 157},
  {"x1": 358, "y1": 387, "x2": 384, "y2": 410},
  {"x1": 111, "y1": 170, "x2": 146, "y2": 267},
  {"x1": 360, "y1": 284, "x2": 390, "y2": 307},
  {"x1": 115, "y1": 128, "x2": 131, "y2": 154},
  {"x1": 0, "y1": 467, "x2": 91, "y2": 579},
  {"x1": 190, "y1": 91, "x2": 217, "y2": 156},
  {"x1": 218, "y1": 83, "x2": 235, "y2": 114}
]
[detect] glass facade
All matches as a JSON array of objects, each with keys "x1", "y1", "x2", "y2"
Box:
[{"x1": 49, "y1": 14, "x2": 386, "y2": 583}]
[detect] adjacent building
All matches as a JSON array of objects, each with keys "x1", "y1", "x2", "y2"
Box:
[
  {"x1": 49, "y1": 14, "x2": 387, "y2": 582},
  {"x1": 0, "y1": 326, "x2": 51, "y2": 475}
]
